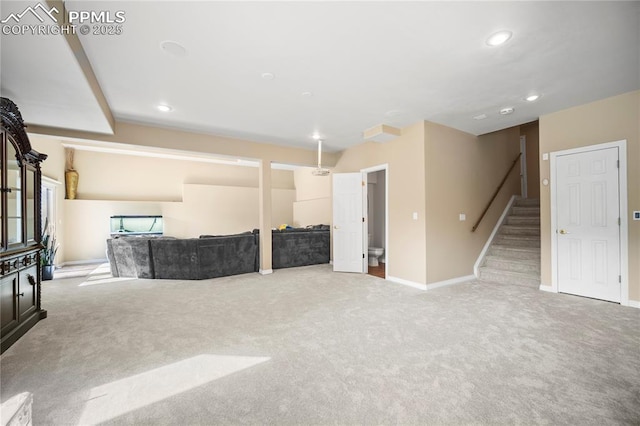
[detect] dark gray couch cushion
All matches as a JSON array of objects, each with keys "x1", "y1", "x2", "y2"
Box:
[
  {"x1": 255, "y1": 227, "x2": 330, "y2": 269},
  {"x1": 108, "y1": 237, "x2": 154, "y2": 278},
  {"x1": 197, "y1": 234, "x2": 257, "y2": 278},
  {"x1": 272, "y1": 229, "x2": 330, "y2": 269},
  {"x1": 150, "y1": 239, "x2": 199, "y2": 280}
]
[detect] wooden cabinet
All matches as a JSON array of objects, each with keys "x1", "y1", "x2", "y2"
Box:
[{"x1": 0, "y1": 98, "x2": 47, "y2": 353}]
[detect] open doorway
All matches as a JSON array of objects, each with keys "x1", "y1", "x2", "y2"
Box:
[{"x1": 364, "y1": 166, "x2": 387, "y2": 279}]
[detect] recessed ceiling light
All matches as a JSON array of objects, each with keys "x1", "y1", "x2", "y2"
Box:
[
  {"x1": 499, "y1": 107, "x2": 514, "y2": 115},
  {"x1": 160, "y1": 40, "x2": 187, "y2": 57},
  {"x1": 486, "y1": 30, "x2": 512, "y2": 46},
  {"x1": 261, "y1": 72, "x2": 275, "y2": 80},
  {"x1": 384, "y1": 110, "x2": 403, "y2": 117},
  {"x1": 525, "y1": 94, "x2": 540, "y2": 102},
  {"x1": 301, "y1": 91, "x2": 314, "y2": 97},
  {"x1": 473, "y1": 114, "x2": 488, "y2": 120},
  {"x1": 312, "y1": 132, "x2": 321, "y2": 140},
  {"x1": 157, "y1": 104, "x2": 172, "y2": 112}
]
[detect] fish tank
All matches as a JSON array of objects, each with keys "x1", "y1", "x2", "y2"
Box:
[{"x1": 110, "y1": 215, "x2": 163, "y2": 236}]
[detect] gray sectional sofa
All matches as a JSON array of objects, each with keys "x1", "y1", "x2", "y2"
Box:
[
  {"x1": 254, "y1": 226, "x2": 330, "y2": 270},
  {"x1": 106, "y1": 226, "x2": 329, "y2": 280}
]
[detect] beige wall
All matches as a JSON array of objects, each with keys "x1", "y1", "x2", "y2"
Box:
[
  {"x1": 31, "y1": 135, "x2": 67, "y2": 263},
  {"x1": 424, "y1": 123, "x2": 521, "y2": 283},
  {"x1": 335, "y1": 121, "x2": 427, "y2": 285},
  {"x1": 30, "y1": 137, "x2": 296, "y2": 263},
  {"x1": 521, "y1": 121, "x2": 540, "y2": 199},
  {"x1": 539, "y1": 90, "x2": 640, "y2": 302},
  {"x1": 63, "y1": 185, "x2": 295, "y2": 261},
  {"x1": 335, "y1": 120, "x2": 521, "y2": 286},
  {"x1": 292, "y1": 167, "x2": 331, "y2": 227},
  {"x1": 72, "y1": 150, "x2": 294, "y2": 201}
]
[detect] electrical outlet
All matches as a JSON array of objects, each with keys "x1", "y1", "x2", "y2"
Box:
[{"x1": 634, "y1": 211, "x2": 640, "y2": 221}]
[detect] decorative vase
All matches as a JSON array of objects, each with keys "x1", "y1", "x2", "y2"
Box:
[
  {"x1": 65, "y1": 169, "x2": 79, "y2": 200},
  {"x1": 41, "y1": 265, "x2": 54, "y2": 281}
]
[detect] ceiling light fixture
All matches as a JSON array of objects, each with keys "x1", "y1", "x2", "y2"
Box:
[
  {"x1": 312, "y1": 139, "x2": 330, "y2": 177},
  {"x1": 301, "y1": 91, "x2": 314, "y2": 97},
  {"x1": 384, "y1": 110, "x2": 403, "y2": 117},
  {"x1": 312, "y1": 132, "x2": 321, "y2": 140},
  {"x1": 157, "y1": 104, "x2": 173, "y2": 112},
  {"x1": 160, "y1": 40, "x2": 187, "y2": 57},
  {"x1": 261, "y1": 72, "x2": 275, "y2": 80},
  {"x1": 525, "y1": 94, "x2": 540, "y2": 102},
  {"x1": 499, "y1": 107, "x2": 514, "y2": 115},
  {"x1": 486, "y1": 30, "x2": 512, "y2": 46},
  {"x1": 473, "y1": 114, "x2": 488, "y2": 120}
]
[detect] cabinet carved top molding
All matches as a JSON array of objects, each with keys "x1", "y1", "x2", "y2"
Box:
[{"x1": 0, "y1": 98, "x2": 47, "y2": 166}]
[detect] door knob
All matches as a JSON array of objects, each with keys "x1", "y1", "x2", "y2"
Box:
[{"x1": 559, "y1": 229, "x2": 570, "y2": 234}]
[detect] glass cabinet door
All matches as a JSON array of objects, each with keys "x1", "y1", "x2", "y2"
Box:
[
  {"x1": 6, "y1": 141, "x2": 22, "y2": 245},
  {"x1": 26, "y1": 168, "x2": 35, "y2": 242}
]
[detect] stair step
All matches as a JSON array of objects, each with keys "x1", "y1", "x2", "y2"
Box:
[
  {"x1": 512, "y1": 206, "x2": 540, "y2": 216},
  {"x1": 484, "y1": 256, "x2": 541, "y2": 274},
  {"x1": 500, "y1": 225, "x2": 540, "y2": 236},
  {"x1": 505, "y1": 216, "x2": 540, "y2": 226},
  {"x1": 488, "y1": 245, "x2": 540, "y2": 260},
  {"x1": 514, "y1": 198, "x2": 540, "y2": 207},
  {"x1": 478, "y1": 267, "x2": 540, "y2": 288},
  {"x1": 493, "y1": 235, "x2": 541, "y2": 248}
]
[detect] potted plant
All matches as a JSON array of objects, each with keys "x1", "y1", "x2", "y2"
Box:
[{"x1": 41, "y1": 219, "x2": 58, "y2": 281}]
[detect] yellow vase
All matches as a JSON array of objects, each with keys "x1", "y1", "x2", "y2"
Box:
[{"x1": 65, "y1": 169, "x2": 79, "y2": 200}]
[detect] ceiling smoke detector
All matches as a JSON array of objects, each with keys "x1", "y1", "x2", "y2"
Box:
[{"x1": 312, "y1": 139, "x2": 330, "y2": 176}]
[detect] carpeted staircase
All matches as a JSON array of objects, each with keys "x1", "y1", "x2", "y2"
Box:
[{"x1": 478, "y1": 198, "x2": 541, "y2": 287}]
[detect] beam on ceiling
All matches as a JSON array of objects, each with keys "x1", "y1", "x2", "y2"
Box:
[{"x1": 46, "y1": 0, "x2": 115, "y2": 133}]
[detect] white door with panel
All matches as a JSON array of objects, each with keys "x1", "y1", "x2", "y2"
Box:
[
  {"x1": 555, "y1": 147, "x2": 620, "y2": 302},
  {"x1": 332, "y1": 173, "x2": 365, "y2": 273}
]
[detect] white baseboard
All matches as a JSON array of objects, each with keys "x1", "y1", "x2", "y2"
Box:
[
  {"x1": 59, "y1": 258, "x2": 108, "y2": 267},
  {"x1": 627, "y1": 300, "x2": 640, "y2": 309},
  {"x1": 259, "y1": 269, "x2": 273, "y2": 275},
  {"x1": 539, "y1": 285, "x2": 556, "y2": 293},
  {"x1": 387, "y1": 276, "x2": 427, "y2": 291},
  {"x1": 387, "y1": 274, "x2": 475, "y2": 291},
  {"x1": 426, "y1": 275, "x2": 475, "y2": 290}
]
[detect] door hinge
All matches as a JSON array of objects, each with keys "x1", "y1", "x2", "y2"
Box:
[
  {"x1": 362, "y1": 181, "x2": 365, "y2": 187},
  {"x1": 362, "y1": 217, "x2": 365, "y2": 223},
  {"x1": 619, "y1": 275, "x2": 622, "y2": 283},
  {"x1": 363, "y1": 253, "x2": 365, "y2": 259},
  {"x1": 618, "y1": 217, "x2": 621, "y2": 226},
  {"x1": 617, "y1": 160, "x2": 620, "y2": 168}
]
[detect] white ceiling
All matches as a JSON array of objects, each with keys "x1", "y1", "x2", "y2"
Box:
[{"x1": 1, "y1": 1, "x2": 639, "y2": 152}]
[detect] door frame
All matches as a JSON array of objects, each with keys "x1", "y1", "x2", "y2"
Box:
[
  {"x1": 549, "y1": 140, "x2": 628, "y2": 305},
  {"x1": 361, "y1": 164, "x2": 389, "y2": 279}
]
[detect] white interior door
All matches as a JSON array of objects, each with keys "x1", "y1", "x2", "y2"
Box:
[
  {"x1": 333, "y1": 173, "x2": 365, "y2": 273},
  {"x1": 555, "y1": 147, "x2": 620, "y2": 302}
]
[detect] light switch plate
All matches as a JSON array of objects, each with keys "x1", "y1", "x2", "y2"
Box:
[
  {"x1": 459, "y1": 213, "x2": 466, "y2": 221},
  {"x1": 542, "y1": 153, "x2": 549, "y2": 161},
  {"x1": 412, "y1": 212, "x2": 418, "y2": 220}
]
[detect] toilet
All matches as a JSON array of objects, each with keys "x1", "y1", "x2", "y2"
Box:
[{"x1": 368, "y1": 234, "x2": 384, "y2": 267}]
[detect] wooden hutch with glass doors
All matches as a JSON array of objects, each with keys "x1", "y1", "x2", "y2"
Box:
[{"x1": 0, "y1": 98, "x2": 47, "y2": 353}]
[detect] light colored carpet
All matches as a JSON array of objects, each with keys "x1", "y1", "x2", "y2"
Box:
[{"x1": 1, "y1": 264, "x2": 639, "y2": 425}]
